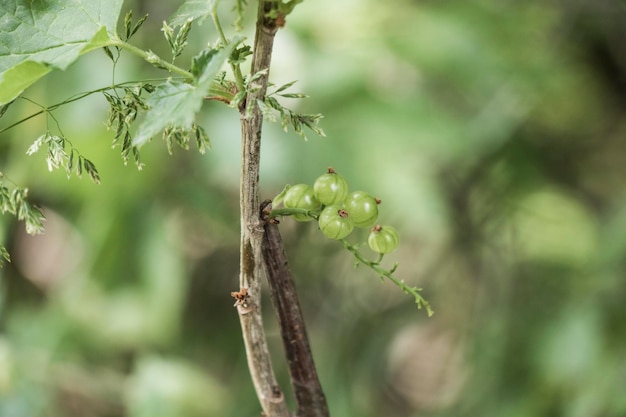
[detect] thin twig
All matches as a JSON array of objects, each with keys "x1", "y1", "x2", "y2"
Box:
[
  {"x1": 341, "y1": 240, "x2": 434, "y2": 316},
  {"x1": 236, "y1": 1, "x2": 290, "y2": 416},
  {"x1": 261, "y1": 201, "x2": 330, "y2": 417},
  {"x1": 109, "y1": 38, "x2": 193, "y2": 79}
]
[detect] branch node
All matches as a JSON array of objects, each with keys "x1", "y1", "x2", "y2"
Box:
[
  {"x1": 269, "y1": 385, "x2": 285, "y2": 403},
  {"x1": 231, "y1": 287, "x2": 251, "y2": 310},
  {"x1": 260, "y1": 199, "x2": 273, "y2": 221}
]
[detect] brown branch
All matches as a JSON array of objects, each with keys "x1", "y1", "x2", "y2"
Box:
[
  {"x1": 261, "y1": 201, "x2": 330, "y2": 417},
  {"x1": 236, "y1": 1, "x2": 291, "y2": 417}
]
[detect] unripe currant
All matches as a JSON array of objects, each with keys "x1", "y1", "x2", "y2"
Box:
[
  {"x1": 367, "y1": 225, "x2": 399, "y2": 254},
  {"x1": 346, "y1": 191, "x2": 380, "y2": 228},
  {"x1": 313, "y1": 167, "x2": 349, "y2": 206},
  {"x1": 318, "y1": 205, "x2": 354, "y2": 240},
  {"x1": 283, "y1": 184, "x2": 321, "y2": 222}
]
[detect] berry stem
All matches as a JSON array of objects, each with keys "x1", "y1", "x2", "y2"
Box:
[
  {"x1": 341, "y1": 239, "x2": 434, "y2": 316},
  {"x1": 270, "y1": 207, "x2": 320, "y2": 220}
]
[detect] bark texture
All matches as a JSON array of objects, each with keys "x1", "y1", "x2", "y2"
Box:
[
  {"x1": 237, "y1": 2, "x2": 290, "y2": 416},
  {"x1": 261, "y1": 203, "x2": 330, "y2": 417}
]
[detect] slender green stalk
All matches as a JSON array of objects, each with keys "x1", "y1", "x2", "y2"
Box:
[
  {"x1": 0, "y1": 78, "x2": 236, "y2": 136},
  {"x1": 342, "y1": 239, "x2": 434, "y2": 316},
  {"x1": 1, "y1": 81, "x2": 156, "y2": 134},
  {"x1": 210, "y1": 1, "x2": 245, "y2": 90},
  {"x1": 109, "y1": 38, "x2": 193, "y2": 79},
  {"x1": 1, "y1": 91, "x2": 106, "y2": 134},
  {"x1": 268, "y1": 207, "x2": 433, "y2": 315},
  {"x1": 270, "y1": 207, "x2": 319, "y2": 220}
]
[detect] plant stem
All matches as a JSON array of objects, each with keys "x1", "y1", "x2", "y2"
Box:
[
  {"x1": 261, "y1": 202, "x2": 330, "y2": 417},
  {"x1": 237, "y1": 1, "x2": 290, "y2": 416},
  {"x1": 0, "y1": 79, "x2": 233, "y2": 135},
  {"x1": 210, "y1": 1, "x2": 245, "y2": 90},
  {"x1": 341, "y1": 240, "x2": 434, "y2": 316},
  {"x1": 110, "y1": 38, "x2": 193, "y2": 79},
  {"x1": 270, "y1": 207, "x2": 319, "y2": 220}
]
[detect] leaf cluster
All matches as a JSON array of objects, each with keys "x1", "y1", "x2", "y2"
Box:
[
  {"x1": 0, "y1": 174, "x2": 45, "y2": 266},
  {"x1": 164, "y1": 123, "x2": 211, "y2": 155},
  {"x1": 124, "y1": 10, "x2": 149, "y2": 41},
  {"x1": 229, "y1": 44, "x2": 253, "y2": 66},
  {"x1": 258, "y1": 81, "x2": 325, "y2": 139},
  {"x1": 230, "y1": 76, "x2": 324, "y2": 139},
  {"x1": 104, "y1": 84, "x2": 155, "y2": 169},
  {"x1": 27, "y1": 132, "x2": 101, "y2": 184},
  {"x1": 104, "y1": 10, "x2": 149, "y2": 62},
  {"x1": 162, "y1": 19, "x2": 193, "y2": 60},
  {"x1": 0, "y1": 0, "x2": 322, "y2": 264}
]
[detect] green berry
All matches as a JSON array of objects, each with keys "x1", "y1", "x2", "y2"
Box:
[
  {"x1": 368, "y1": 225, "x2": 399, "y2": 254},
  {"x1": 346, "y1": 191, "x2": 380, "y2": 228},
  {"x1": 283, "y1": 184, "x2": 321, "y2": 222},
  {"x1": 313, "y1": 167, "x2": 349, "y2": 206},
  {"x1": 318, "y1": 205, "x2": 354, "y2": 240}
]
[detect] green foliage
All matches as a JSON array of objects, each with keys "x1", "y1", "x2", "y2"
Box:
[
  {"x1": 163, "y1": 123, "x2": 212, "y2": 155},
  {"x1": 257, "y1": 81, "x2": 325, "y2": 139},
  {"x1": 0, "y1": 186, "x2": 45, "y2": 236},
  {"x1": 0, "y1": 0, "x2": 123, "y2": 105},
  {"x1": 123, "y1": 10, "x2": 149, "y2": 41},
  {"x1": 229, "y1": 44, "x2": 253, "y2": 66},
  {"x1": 162, "y1": 19, "x2": 193, "y2": 60},
  {"x1": 169, "y1": 0, "x2": 214, "y2": 27},
  {"x1": 0, "y1": 173, "x2": 45, "y2": 265},
  {"x1": 104, "y1": 83, "x2": 154, "y2": 169},
  {"x1": 168, "y1": 0, "x2": 248, "y2": 32},
  {"x1": 14, "y1": 0, "x2": 626, "y2": 416},
  {"x1": 26, "y1": 132, "x2": 101, "y2": 184},
  {"x1": 132, "y1": 40, "x2": 241, "y2": 148}
]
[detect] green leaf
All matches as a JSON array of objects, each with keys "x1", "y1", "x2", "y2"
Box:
[
  {"x1": 0, "y1": 0, "x2": 124, "y2": 105},
  {"x1": 131, "y1": 82, "x2": 198, "y2": 148},
  {"x1": 169, "y1": 0, "x2": 213, "y2": 27},
  {"x1": 274, "y1": 80, "x2": 298, "y2": 94},
  {"x1": 129, "y1": 14, "x2": 149, "y2": 39},
  {"x1": 124, "y1": 10, "x2": 134, "y2": 40},
  {"x1": 133, "y1": 39, "x2": 242, "y2": 147},
  {"x1": 229, "y1": 44, "x2": 252, "y2": 65},
  {"x1": 0, "y1": 61, "x2": 52, "y2": 106}
]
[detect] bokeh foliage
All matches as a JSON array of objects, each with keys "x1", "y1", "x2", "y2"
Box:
[{"x1": 1, "y1": 0, "x2": 626, "y2": 416}]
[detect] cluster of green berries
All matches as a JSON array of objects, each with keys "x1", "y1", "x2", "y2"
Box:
[{"x1": 281, "y1": 167, "x2": 399, "y2": 254}]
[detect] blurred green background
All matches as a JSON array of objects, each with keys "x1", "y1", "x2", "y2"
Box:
[{"x1": 2, "y1": 0, "x2": 626, "y2": 416}]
